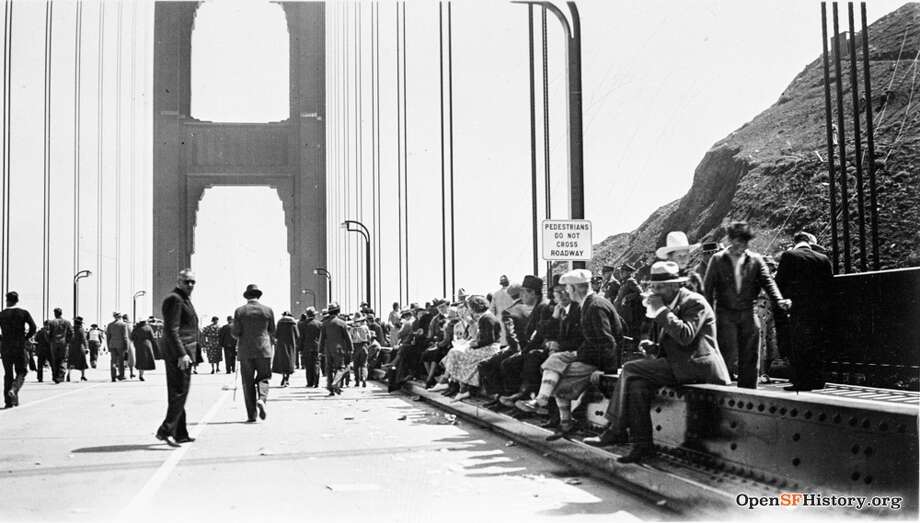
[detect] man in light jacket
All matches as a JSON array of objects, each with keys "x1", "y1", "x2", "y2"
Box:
[
  {"x1": 232, "y1": 284, "x2": 276, "y2": 422},
  {"x1": 105, "y1": 312, "x2": 130, "y2": 382}
]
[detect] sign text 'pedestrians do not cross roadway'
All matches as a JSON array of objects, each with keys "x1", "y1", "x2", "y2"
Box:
[{"x1": 542, "y1": 220, "x2": 592, "y2": 261}]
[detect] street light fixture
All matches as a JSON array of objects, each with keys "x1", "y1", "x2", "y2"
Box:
[
  {"x1": 132, "y1": 290, "x2": 146, "y2": 326},
  {"x1": 73, "y1": 270, "x2": 92, "y2": 319},
  {"x1": 313, "y1": 267, "x2": 332, "y2": 304},
  {"x1": 302, "y1": 288, "x2": 317, "y2": 309},
  {"x1": 341, "y1": 219, "x2": 372, "y2": 310}
]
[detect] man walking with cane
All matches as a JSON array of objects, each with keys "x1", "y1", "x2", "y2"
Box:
[
  {"x1": 232, "y1": 284, "x2": 275, "y2": 423},
  {"x1": 156, "y1": 269, "x2": 200, "y2": 448}
]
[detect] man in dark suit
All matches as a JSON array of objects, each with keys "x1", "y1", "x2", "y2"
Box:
[
  {"x1": 34, "y1": 321, "x2": 52, "y2": 383},
  {"x1": 775, "y1": 231, "x2": 833, "y2": 391},
  {"x1": 299, "y1": 308, "x2": 322, "y2": 388},
  {"x1": 218, "y1": 316, "x2": 236, "y2": 374},
  {"x1": 318, "y1": 302, "x2": 353, "y2": 395},
  {"x1": 703, "y1": 222, "x2": 789, "y2": 388},
  {"x1": 47, "y1": 308, "x2": 73, "y2": 384},
  {"x1": 0, "y1": 291, "x2": 37, "y2": 408},
  {"x1": 105, "y1": 312, "x2": 130, "y2": 382},
  {"x1": 602, "y1": 266, "x2": 620, "y2": 302},
  {"x1": 613, "y1": 264, "x2": 642, "y2": 339},
  {"x1": 156, "y1": 269, "x2": 199, "y2": 447},
  {"x1": 585, "y1": 261, "x2": 731, "y2": 462},
  {"x1": 232, "y1": 284, "x2": 275, "y2": 422}
]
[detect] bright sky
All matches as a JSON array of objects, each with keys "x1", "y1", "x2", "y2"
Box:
[{"x1": 3, "y1": 0, "x2": 906, "y2": 322}]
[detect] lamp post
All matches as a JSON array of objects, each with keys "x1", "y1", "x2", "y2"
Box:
[
  {"x1": 513, "y1": 1, "x2": 586, "y2": 269},
  {"x1": 313, "y1": 267, "x2": 332, "y2": 305},
  {"x1": 341, "y1": 220, "x2": 372, "y2": 310},
  {"x1": 302, "y1": 288, "x2": 317, "y2": 309},
  {"x1": 73, "y1": 270, "x2": 92, "y2": 319},
  {"x1": 132, "y1": 290, "x2": 146, "y2": 326}
]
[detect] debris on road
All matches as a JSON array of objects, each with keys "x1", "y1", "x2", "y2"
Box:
[
  {"x1": 397, "y1": 415, "x2": 407, "y2": 420},
  {"x1": 505, "y1": 441, "x2": 517, "y2": 447},
  {"x1": 564, "y1": 478, "x2": 582, "y2": 485}
]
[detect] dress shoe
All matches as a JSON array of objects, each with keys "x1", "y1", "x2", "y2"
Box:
[
  {"x1": 499, "y1": 393, "x2": 523, "y2": 408},
  {"x1": 246, "y1": 418, "x2": 257, "y2": 423},
  {"x1": 515, "y1": 399, "x2": 549, "y2": 416},
  {"x1": 584, "y1": 428, "x2": 629, "y2": 447},
  {"x1": 481, "y1": 399, "x2": 501, "y2": 409},
  {"x1": 453, "y1": 391, "x2": 471, "y2": 401},
  {"x1": 176, "y1": 436, "x2": 196, "y2": 444},
  {"x1": 256, "y1": 400, "x2": 267, "y2": 420},
  {"x1": 327, "y1": 391, "x2": 336, "y2": 397},
  {"x1": 546, "y1": 421, "x2": 575, "y2": 441},
  {"x1": 138, "y1": 376, "x2": 144, "y2": 382},
  {"x1": 428, "y1": 382, "x2": 449, "y2": 392},
  {"x1": 539, "y1": 418, "x2": 560, "y2": 429},
  {"x1": 81, "y1": 376, "x2": 88, "y2": 382},
  {"x1": 617, "y1": 445, "x2": 654, "y2": 463},
  {"x1": 156, "y1": 433, "x2": 181, "y2": 448}
]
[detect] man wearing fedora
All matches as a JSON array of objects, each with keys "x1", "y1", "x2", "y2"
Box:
[
  {"x1": 601, "y1": 266, "x2": 620, "y2": 302},
  {"x1": 657, "y1": 231, "x2": 704, "y2": 295},
  {"x1": 232, "y1": 284, "x2": 276, "y2": 422},
  {"x1": 613, "y1": 263, "x2": 643, "y2": 340},
  {"x1": 584, "y1": 261, "x2": 731, "y2": 462},
  {"x1": 0, "y1": 291, "x2": 37, "y2": 408},
  {"x1": 703, "y1": 221, "x2": 790, "y2": 389},
  {"x1": 299, "y1": 307, "x2": 323, "y2": 388},
  {"x1": 318, "y1": 301, "x2": 353, "y2": 395},
  {"x1": 156, "y1": 269, "x2": 199, "y2": 447}
]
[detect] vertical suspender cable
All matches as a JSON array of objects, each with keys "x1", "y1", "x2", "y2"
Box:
[
  {"x1": 43, "y1": 0, "x2": 53, "y2": 320},
  {"x1": 114, "y1": 1, "x2": 122, "y2": 311},
  {"x1": 438, "y1": 2, "x2": 446, "y2": 298},
  {"x1": 820, "y1": 2, "x2": 839, "y2": 274},
  {"x1": 129, "y1": 1, "x2": 136, "y2": 300},
  {"x1": 860, "y1": 2, "x2": 879, "y2": 270},
  {"x1": 1, "y1": 0, "x2": 12, "y2": 296},
  {"x1": 344, "y1": 2, "x2": 351, "y2": 310},
  {"x1": 73, "y1": 0, "x2": 83, "y2": 287},
  {"x1": 372, "y1": 2, "x2": 380, "y2": 313},
  {"x1": 375, "y1": 2, "x2": 381, "y2": 312},
  {"x1": 395, "y1": 3, "x2": 403, "y2": 305},
  {"x1": 96, "y1": 1, "x2": 104, "y2": 322},
  {"x1": 832, "y1": 4, "x2": 852, "y2": 273},
  {"x1": 846, "y1": 3, "x2": 867, "y2": 272},
  {"x1": 401, "y1": 1, "x2": 408, "y2": 302},
  {"x1": 542, "y1": 7, "x2": 551, "y2": 282},
  {"x1": 357, "y1": 2, "x2": 363, "y2": 306},
  {"x1": 528, "y1": 5, "x2": 538, "y2": 276},
  {"x1": 447, "y1": 1, "x2": 455, "y2": 300}
]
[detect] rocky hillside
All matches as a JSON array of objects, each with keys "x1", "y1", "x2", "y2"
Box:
[{"x1": 591, "y1": 3, "x2": 920, "y2": 274}]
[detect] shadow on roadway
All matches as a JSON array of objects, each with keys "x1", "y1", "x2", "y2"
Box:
[{"x1": 72, "y1": 444, "x2": 173, "y2": 453}]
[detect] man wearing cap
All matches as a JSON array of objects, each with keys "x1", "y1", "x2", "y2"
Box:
[
  {"x1": 156, "y1": 269, "x2": 200, "y2": 447},
  {"x1": 47, "y1": 308, "x2": 74, "y2": 384},
  {"x1": 318, "y1": 302, "x2": 353, "y2": 395},
  {"x1": 601, "y1": 266, "x2": 620, "y2": 302},
  {"x1": 584, "y1": 261, "x2": 731, "y2": 461},
  {"x1": 106, "y1": 311, "x2": 130, "y2": 382},
  {"x1": 218, "y1": 316, "x2": 236, "y2": 374},
  {"x1": 775, "y1": 231, "x2": 833, "y2": 391},
  {"x1": 299, "y1": 308, "x2": 323, "y2": 388},
  {"x1": 0, "y1": 291, "x2": 37, "y2": 408},
  {"x1": 544, "y1": 269, "x2": 623, "y2": 440},
  {"x1": 703, "y1": 221, "x2": 789, "y2": 388},
  {"x1": 613, "y1": 264, "x2": 643, "y2": 340},
  {"x1": 232, "y1": 284, "x2": 276, "y2": 421}
]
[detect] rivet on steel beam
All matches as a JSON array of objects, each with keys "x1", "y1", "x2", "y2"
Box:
[
  {"x1": 792, "y1": 458, "x2": 801, "y2": 467},
  {"x1": 864, "y1": 446, "x2": 873, "y2": 457},
  {"x1": 769, "y1": 406, "x2": 777, "y2": 414},
  {"x1": 861, "y1": 419, "x2": 870, "y2": 429},
  {"x1": 790, "y1": 408, "x2": 798, "y2": 417},
  {"x1": 864, "y1": 476, "x2": 873, "y2": 485},
  {"x1": 730, "y1": 421, "x2": 738, "y2": 429},
  {"x1": 780, "y1": 408, "x2": 787, "y2": 415},
  {"x1": 757, "y1": 404, "x2": 765, "y2": 412},
  {"x1": 792, "y1": 433, "x2": 801, "y2": 442},
  {"x1": 851, "y1": 444, "x2": 861, "y2": 454},
  {"x1": 833, "y1": 414, "x2": 842, "y2": 423},
  {"x1": 878, "y1": 421, "x2": 888, "y2": 431},
  {"x1": 730, "y1": 443, "x2": 738, "y2": 450},
  {"x1": 851, "y1": 471, "x2": 861, "y2": 481},
  {"x1": 819, "y1": 413, "x2": 827, "y2": 422},
  {"x1": 849, "y1": 417, "x2": 858, "y2": 427},
  {"x1": 655, "y1": 425, "x2": 662, "y2": 432},
  {"x1": 729, "y1": 400, "x2": 736, "y2": 407},
  {"x1": 804, "y1": 411, "x2": 812, "y2": 419}
]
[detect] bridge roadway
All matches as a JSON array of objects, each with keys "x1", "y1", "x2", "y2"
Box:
[{"x1": 0, "y1": 354, "x2": 670, "y2": 523}]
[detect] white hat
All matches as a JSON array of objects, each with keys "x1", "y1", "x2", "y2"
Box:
[
  {"x1": 559, "y1": 269, "x2": 593, "y2": 285},
  {"x1": 643, "y1": 261, "x2": 688, "y2": 283},
  {"x1": 655, "y1": 231, "x2": 700, "y2": 260}
]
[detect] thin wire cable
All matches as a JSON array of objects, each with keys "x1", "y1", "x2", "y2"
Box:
[
  {"x1": 395, "y1": 3, "x2": 403, "y2": 305},
  {"x1": 73, "y1": 0, "x2": 83, "y2": 284},
  {"x1": 438, "y1": 2, "x2": 446, "y2": 297},
  {"x1": 114, "y1": 0, "x2": 122, "y2": 311},
  {"x1": 401, "y1": 1, "x2": 408, "y2": 303},
  {"x1": 542, "y1": 7, "x2": 551, "y2": 282},
  {"x1": 357, "y1": 1, "x2": 363, "y2": 307},
  {"x1": 43, "y1": 0, "x2": 53, "y2": 319},
  {"x1": 129, "y1": 0, "x2": 137, "y2": 301},
  {"x1": 528, "y1": 5, "x2": 538, "y2": 275},
  {"x1": 96, "y1": 1, "x2": 104, "y2": 323},
  {"x1": 447, "y1": 1, "x2": 455, "y2": 299},
  {"x1": 1, "y1": 0, "x2": 12, "y2": 296}
]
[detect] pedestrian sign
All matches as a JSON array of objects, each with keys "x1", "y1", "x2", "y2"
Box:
[{"x1": 542, "y1": 220, "x2": 592, "y2": 261}]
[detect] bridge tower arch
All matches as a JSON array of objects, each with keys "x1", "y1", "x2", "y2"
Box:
[{"x1": 152, "y1": 2, "x2": 326, "y2": 313}]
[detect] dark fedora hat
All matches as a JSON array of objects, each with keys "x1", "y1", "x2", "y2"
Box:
[
  {"x1": 327, "y1": 301, "x2": 341, "y2": 314},
  {"x1": 701, "y1": 242, "x2": 721, "y2": 253},
  {"x1": 522, "y1": 275, "x2": 544, "y2": 292},
  {"x1": 243, "y1": 284, "x2": 263, "y2": 299}
]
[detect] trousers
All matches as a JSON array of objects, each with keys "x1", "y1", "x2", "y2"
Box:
[
  {"x1": 50, "y1": 342, "x2": 68, "y2": 383},
  {"x1": 478, "y1": 348, "x2": 517, "y2": 396},
  {"x1": 157, "y1": 357, "x2": 191, "y2": 439},
  {"x1": 500, "y1": 349, "x2": 549, "y2": 395},
  {"x1": 716, "y1": 308, "x2": 760, "y2": 389},
  {"x1": 222, "y1": 346, "x2": 237, "y2": 373},
  {"x1": 2, "y1": 350, "x2": 27, "y2": 407},
  {"x1": 110, "y1": 349, "x2": 126, "y2": 381},
  {"x1": 302, "y1": 351, "x2": 321, "y2": 387},
  {"x1": 88, "y1": 341, "x2": 100, "y2": 367},
  {"x1": 36, "y1": 349, "x2": 53, "y2": 382},
  {"x1": 239, "y1": 357, "x2": 271, "y2": 420},
  {"x1": 604, "y1": 357, "x2": 676, "y2": 446}
]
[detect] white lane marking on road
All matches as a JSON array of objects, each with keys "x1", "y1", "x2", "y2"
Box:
[
  {"x1": 0, "y1": 382, "x2": 106, "y2": 413},
  {"x1": 117, "y1": 389, "x2": 231, "y2": 520}
]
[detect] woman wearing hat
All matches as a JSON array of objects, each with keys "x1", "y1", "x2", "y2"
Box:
[
  {"x1": 273, "y1": 312, "x2": 299, "y2": 387},
  {"x1": 131, "y1": 318, "x2": 158, "y2": 381},
  {"x1": 66, "y1": 317, "x2": 89, "y2": 382},
  {"x1": 437, "y1": 295, "x2": 501, "y2": 400}
]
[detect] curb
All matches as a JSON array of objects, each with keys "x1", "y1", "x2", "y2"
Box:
[{"x1": 402, "y1": 380, "x2": 737, "y2": 518}]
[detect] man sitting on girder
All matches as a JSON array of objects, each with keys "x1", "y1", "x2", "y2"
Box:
[{"x1": 583, "y1": 261, "x2": 731, "y2": 463}]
